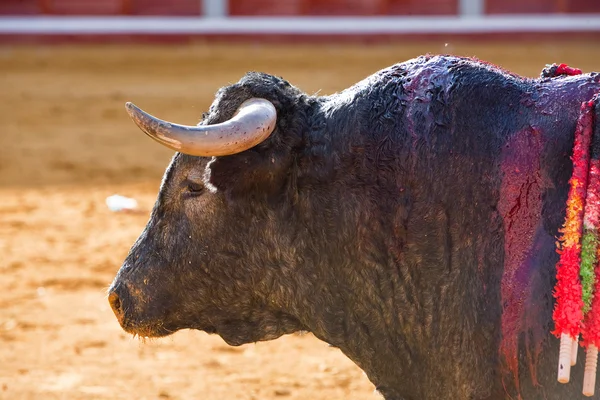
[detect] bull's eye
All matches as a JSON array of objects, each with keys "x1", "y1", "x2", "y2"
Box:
[{"x1": 185, "y1": 180, "x2": 205, "y2": 196}]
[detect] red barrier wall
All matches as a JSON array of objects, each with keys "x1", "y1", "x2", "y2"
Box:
[
  {"x1": 0, "y1": 0, "x2": 41, "y2": 15},
  {"x1": 128, "y1": 0, "x2": 201, "y2": 16},
  {"x1": 229, "y1": 0, "x2": 458, "y2": 16},
  {"x1": 0, "y1": 0, "x2": 598, "y2": 16},
  {"x1": 229, "y1": 0, "x2": 304, "y2": 16},
  {"x1": 0, "y1": 0, "x2": 201, "y2": 15},
  {"x1": 486, "y1": 0, "x2": 600, "y2": 13}
]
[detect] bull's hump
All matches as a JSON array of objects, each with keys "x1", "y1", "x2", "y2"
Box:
[
  {"x1": 321, "y1": 55, "x2": 458, "y2": 113},
  {"x1": 329, "y1": 55, "x2": 523, "y2": 108}
]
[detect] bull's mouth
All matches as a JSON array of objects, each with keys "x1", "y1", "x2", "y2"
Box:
[
  {"x1": 124, "y1": 321, "x2": 220, "y2": 340},
  {"x1": 119, "y1": 319, "x2": 178, "y2": 338}
]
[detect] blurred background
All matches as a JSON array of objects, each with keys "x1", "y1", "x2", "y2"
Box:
[{"x1": 1, "y1": 1, "x2": 599, "y2": 399}]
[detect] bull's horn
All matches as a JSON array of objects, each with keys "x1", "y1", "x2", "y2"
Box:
[{"x1": 125, "y1": 98, "x2": 277, "y2": 157}]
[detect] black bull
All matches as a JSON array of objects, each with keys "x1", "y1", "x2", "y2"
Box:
[{"x1": 108, "y1": 55, "x2": 600, "y2": 399}]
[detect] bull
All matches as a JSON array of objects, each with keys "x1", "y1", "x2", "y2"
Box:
[{"x1": 108, "y1": 55, "x2": 600, "y2": 399}]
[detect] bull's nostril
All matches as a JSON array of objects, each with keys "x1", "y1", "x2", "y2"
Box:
[{"x1": 108, "y1": 291, "x2": 124, "y2": 322}]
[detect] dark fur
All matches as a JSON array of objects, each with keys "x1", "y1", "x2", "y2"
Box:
[{"x1": 109, "y1": 55, "x2": 600, "y2": 399}]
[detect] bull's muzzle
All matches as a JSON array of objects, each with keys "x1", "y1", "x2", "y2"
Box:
[{"x1": 107, "y1": 278, "x2": 176, "y2": 338}]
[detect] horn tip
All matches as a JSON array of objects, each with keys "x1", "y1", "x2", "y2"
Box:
[{"x1": 124, "y1": 102, "x2": 141, "y2": 119}]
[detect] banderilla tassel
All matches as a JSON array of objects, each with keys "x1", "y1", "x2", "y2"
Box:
[
  {"x1": 553, "y1": 100, "x2": 595, "y2": 384},
  {"x1": 581, "y1": 96, "x2": 600, "y2": 397}
]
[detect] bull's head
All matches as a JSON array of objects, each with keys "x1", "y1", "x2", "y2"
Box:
[{"x1": 108, "y1": 73, "x2": 322, "y2": 346}]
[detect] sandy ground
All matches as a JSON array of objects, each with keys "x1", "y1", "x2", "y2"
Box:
[{"x1": 1, "y1": 40, "x2": 600, "y2": 400}]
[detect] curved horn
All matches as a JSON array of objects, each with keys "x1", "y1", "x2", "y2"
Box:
[{"x1": 125, "y1": 98, "x2": 277, "y2": 157}]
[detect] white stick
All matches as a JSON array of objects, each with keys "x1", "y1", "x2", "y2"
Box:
[
  {"x1": 583, "y1": 345, "x2": 598, "y2": 397},
  {"x1": 558, "y1": 333, "x2": 573, "y2": 383},
  {"x1": 572, "y1": 335, "x2": 579, "y2": 366}
]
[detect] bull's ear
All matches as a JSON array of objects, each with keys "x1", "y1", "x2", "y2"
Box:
[
  {"x1": 203, "y1": 81, "x2": 309, "y2": 197},
  {"x1": 205, "y1": 147, "x2": 294, "y2": 197}
]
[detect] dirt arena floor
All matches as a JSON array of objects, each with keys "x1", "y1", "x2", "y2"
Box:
[{"x1": 1, "y1": 39, "x2": 600, "y2": 400}]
